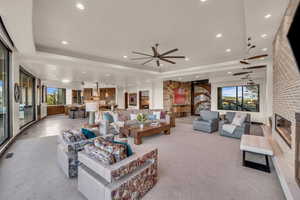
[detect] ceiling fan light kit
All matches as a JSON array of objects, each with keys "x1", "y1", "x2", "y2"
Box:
[{"x1": 131, "y1": 43, "x2": 185, "y2": 67}]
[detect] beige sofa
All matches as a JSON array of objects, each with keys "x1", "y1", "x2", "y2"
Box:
[{"x1": 96, "y1": 109, "x2": 172, "y2": 135}]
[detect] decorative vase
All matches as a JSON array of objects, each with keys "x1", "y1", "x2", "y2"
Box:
[{"x1": 140, "y1": 123, "x2": 144, "y2": 129}]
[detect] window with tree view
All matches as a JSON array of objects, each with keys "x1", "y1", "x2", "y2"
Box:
[
  {"x1": 46, "y1": 88, "x2": 66, "y2": 105},
  {"x1": 218, "y1": 85, "x2": 259, "y2": 112}
]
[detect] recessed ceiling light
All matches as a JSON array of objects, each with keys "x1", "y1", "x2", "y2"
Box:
[
  {"x1": 264, "y1": 14, "x2": 272, "y2": 19},
  {"x1": 82, "y1": 71, "x2": 86, "y2": 74},
  {"x1": 185, "y1": 57, "x2": 190, "y2": 61},
  {"x1": 61, "y1": 40, "x2": 68, "y2": 45},
  {"x1": 200, "y1": 0, "x2": 207, "y2": 2},
  {"x1": 226, "y1": 48, "x2": 231, "y2": 52},
  {"x1": 76, "y1": 3, "x2": 85, "y2": 10},
  {"x1": 262, "y1": 48, "x2": 268, "y2": 51},
  {"x1": 105, "y1": 74, "x2": 111, "y2": 77},
  {"x1": 227, "y1": 72, "x2": 232, "y2": 74},
  {"x1": 160, "y1": 64, "x2": 164, "y2": 66},
  {"x1": 260, "y1": 57, "x2": 265, "y2": 60},
  {"x1": 62, "y1": 79, "x2": 70, "y2": 83},
  {"x1": 261, "y1": 34, "x2": 267, "y2": 38},
  {"x1": 216, "y1": 33, "x2": 223, "y2": 38},
  {"x1": 123, "y1": 55, "x2": 128, "y2": 59}
]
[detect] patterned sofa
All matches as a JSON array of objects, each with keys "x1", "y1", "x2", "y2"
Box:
[
  {"x1": 78, "y1": 138, "x2": 158, "y2": 200},
  {"x1": 96, "y1": 109, "x2": 172, "y2": 136},
  {"x1": 57, "y1": 129, "x2": 113, "y2": 178}
]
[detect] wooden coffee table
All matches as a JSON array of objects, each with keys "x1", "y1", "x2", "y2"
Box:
[{"x1": 130, "y1": 123, "x2": 171, "y2": 145}]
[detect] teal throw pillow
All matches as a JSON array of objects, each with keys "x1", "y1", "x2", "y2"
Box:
[
  {"x1": 81, "y1": 128, "x2": 97, "y2": 139},
  {"x1": 103, "y1": 112, "x2": 114, "y2": 123}
]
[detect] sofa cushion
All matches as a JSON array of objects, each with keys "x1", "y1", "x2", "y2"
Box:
[
  {"x1": 130, "y1": 114, "x2": 137, "y2": 120},
  {"x1": 104, "y1": 112, "x2": 114, "y2": 123},
  {"x1": 84, "y1": 144, "x2": 116, "y2": 165},
  {"x1": 94, "y1": 138, "x2": 127, "y2": 162},
  {"x1": 160, "y1": 111, "x2": 166, "y2": 119},
  {"x1": 148, "y1": 114, "x2": 156, "y2": 120},
  {"x1": 62, "y1": 129, "x2": 86, "y2": 143},
  {"x1": 153, "y1": 111, "x2": 161, "y2": 120},
  {"x1": 81, "y1": 128, "x2": 97, "y2": 139},
  {"x1": 231, "y1": 112, "x2": 247, "y2": 126}
]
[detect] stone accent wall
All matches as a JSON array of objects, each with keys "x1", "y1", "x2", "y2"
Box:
[
  {"x1": 273, "y1": 0, "x2": 300, "y2": 175},
  {"x1": 163, "y1": 81, "x2": 191, "y2": 114}
]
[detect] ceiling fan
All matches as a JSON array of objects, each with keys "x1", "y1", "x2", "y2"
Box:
[
  {"x1": 131, "y1": 43, "x2": 185, "y2": 67},
  {"x1": 239, "y1": 37, "x2": 268, "y2": 66},
  {"x1": 232, "y1": 72, "x2": 256, "y2": 85}
]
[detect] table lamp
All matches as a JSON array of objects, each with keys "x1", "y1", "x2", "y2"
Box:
[{"x1": 85, "y1": 101, "x2": 98, "y2": 125}]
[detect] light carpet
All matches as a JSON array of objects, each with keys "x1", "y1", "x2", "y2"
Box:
[{"x1": 0, "y1": 117, "x2": 285, "y2": 200}]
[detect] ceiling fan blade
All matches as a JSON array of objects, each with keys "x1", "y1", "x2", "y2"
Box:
[
  {"x1": 161, "y1": 56, "x2": 185, "y2": 59},
  {"x1": 156, "y1": 60, "x2": 160, "y2": 67},
  {"x1": 160, "y1": 48, "x2": 178, "y2": 57},
  {"x1": 240, "y1": 61, "x2": 250, "y2": 65},
  {"x1": 152, "y1": 46, "x2": 158, "y2": 57},
  {"x1": 132, "y1": 51, "x2": 153, "y2": 57},
  {"x1": 131, "y1": 57, "x2": 152, "y2": 60},
  {"x1": 233, "y1": 71, "x2": 253, "y2": 76},
  {"x1": 245, "y1": 54, "x2": 268, "y2": 60},
  {"x1": 160, "y1": 58, "x2": 176, "y2": 64},
  {"x1": 142, "y1": 58, "x2": 154, "y2": 65},
  {"x1": 244, "y1": 65, "x2": 267, "y2": 70}
]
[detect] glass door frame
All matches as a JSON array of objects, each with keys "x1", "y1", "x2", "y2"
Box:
[
  {"x1": 19, "y1": 66, "x2": 36, "y2": 129},
  {"x1": 0, "y1": 37, "x2": 11, "y2": 146}
]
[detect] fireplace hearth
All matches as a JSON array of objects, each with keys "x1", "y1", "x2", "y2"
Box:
[{"x1": 275, "y1": 114, "x2": 292, "y2": 148}]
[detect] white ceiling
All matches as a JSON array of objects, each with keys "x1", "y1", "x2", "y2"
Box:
[
  {"x1": 4, "y1": 0, "x2": 289, "y2": 87},
  {"x1": 33, "y1": 0, "x2": 250, "y2": 71}
]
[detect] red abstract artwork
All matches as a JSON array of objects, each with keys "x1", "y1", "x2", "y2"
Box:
[{"x1": 174, "y1": 88, "x2": 186, "y2": 104}]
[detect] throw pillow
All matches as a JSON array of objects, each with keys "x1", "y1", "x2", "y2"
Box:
[
  {"x1": 231, "y1": 113, "x2": 247, "y2": 126},
  {"x1": 113, "y1": 141, "x2": 133, "y2": 157},
  {"x1": 81, "y1": 128, "x2": 97, "y2": 139},
  {"x1": 148, "y1": 114, "x2": 156, "y2": 121},
  {"x1": 160, "y1": 111, "x2": 166, "y2": 119},
  {"x1": 153, "y1": 111, "x2": 161, "y2": 120},
  {"x1": 103, "y1": 112, "x2": 114, "y2": 123},
  {"x1": 130, "y1": 114, "x2": 137, "y2": 120}
]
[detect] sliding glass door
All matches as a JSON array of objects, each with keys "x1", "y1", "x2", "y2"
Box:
[
  {"x1": 0, "y1": 40, "x2": 10, "y2": 145},
  {"x1": 19, "y1": 68, "x2": 35, "y2": 128}
]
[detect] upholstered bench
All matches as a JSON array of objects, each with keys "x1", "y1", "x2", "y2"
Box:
[
  {"x1": 240, "y1": 135, "x2": 273, "y2": 173},
  {"x1": 78, "y1": 147, "x2": 158, "y2": 200}
]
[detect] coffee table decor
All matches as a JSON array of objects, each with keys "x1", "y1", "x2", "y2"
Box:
[{"x1": 137, "y1": 113, "x2": 147, "y2": 129}]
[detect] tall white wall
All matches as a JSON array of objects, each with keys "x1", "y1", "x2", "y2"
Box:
[
  {"x1": 66, "y1": 89, "x2": 72, "y2": 105},
  {"x1": 125, "y1": 79, "x2": 164, "y2": 110}
]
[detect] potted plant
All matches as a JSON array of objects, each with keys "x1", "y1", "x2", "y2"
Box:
[{"x1": 137, "y1": 113, "x2": 147, "y2": 129}]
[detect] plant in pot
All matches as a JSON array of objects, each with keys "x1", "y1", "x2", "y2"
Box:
[{"x1": 137, "y1": 113, "x2": 147, "y2": 129}]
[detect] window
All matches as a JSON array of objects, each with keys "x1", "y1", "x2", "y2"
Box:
[
  {"x1": 0, "y1": 39, "x2": 10, "y2": 145},
  {"x1": 46, "y1": 88, "x2": 66, "y2": 105},
  {"x1": 19, "y1": 67, "x2": 35, "y2": 127},
  {"x1": 218, "y1": 85, "x2": 259, "y2": 112}
]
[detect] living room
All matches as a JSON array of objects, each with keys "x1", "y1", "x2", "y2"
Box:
[{"x1": 1, "y1": 0, "x2": 300, "y2": 200}]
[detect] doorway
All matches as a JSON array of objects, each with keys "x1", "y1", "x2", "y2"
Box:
[{"x1": 139, "y1": 90, "x2": 150, "y2": 109}]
